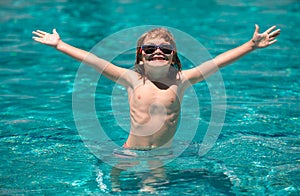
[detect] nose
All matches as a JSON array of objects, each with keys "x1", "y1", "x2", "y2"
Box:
[{"x1": 153, "y1": 47, "x2": 163, "y2": 54}]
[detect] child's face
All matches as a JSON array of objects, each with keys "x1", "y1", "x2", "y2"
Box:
[{"x1": 141, "y1": 37, "x2": 174, "y2": 68}]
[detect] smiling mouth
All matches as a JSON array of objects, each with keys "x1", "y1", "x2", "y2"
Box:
[{"x1": 150, "y1": 56, "x2": 167, "y2": 61}]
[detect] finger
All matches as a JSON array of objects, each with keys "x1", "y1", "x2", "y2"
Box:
[
  {"x1": 269, "y1": 29, "x2": 281, "y2": 37},
  {"x1": 269, "y1": 37, "x2": 276, "y2": 41},
  {"x1": 265, "y1": 25, "x2": 276, "y2": 34},
  {"x1": 269, "y1": 39, "x2": 277, "y2": 45},
  {"x1": 254, "y1": 24, "x2": 259, "y2": 34},
  {"x1": 32, "y1": 31, "x2": 44, "y2": 37},
  {"x1": 36, "y1": 30, "x2": 47, "y2": 35},
  {"x1": 53, "y1": 28, "x2": 58, "y2": 35},
  {"x1": 32, "y1": 37, "x2": 44, "y2": 43}
]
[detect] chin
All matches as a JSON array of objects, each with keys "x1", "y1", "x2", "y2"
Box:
[{"x1": 147, "y1": 60, "x2": 170, "y2": 67}]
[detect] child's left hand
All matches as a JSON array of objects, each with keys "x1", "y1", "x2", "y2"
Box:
[{"x1": 252, "y1": 24, "x2": 281, "y2": 48}]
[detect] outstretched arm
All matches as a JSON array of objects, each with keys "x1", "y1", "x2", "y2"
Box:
[
  {"x1": 183, "y1": 24, "x2": 281, "y2": 84},
  {"x1": 32, "y1": 29, "x2": 133, "y2": 87},
  {"x1": 213, "y1": 24, "x2": 280, "y2": 67}
]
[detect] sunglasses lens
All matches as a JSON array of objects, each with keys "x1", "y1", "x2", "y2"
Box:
[
  {"x1": 160, "y1": 45, "x2": 173, "y2": 54},
  {"x1": 142, "y1": 45, "x2": 156, "y2": 54}
]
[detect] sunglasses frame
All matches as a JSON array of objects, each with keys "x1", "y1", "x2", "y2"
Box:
[{"x1": 141, "y1": 44, "x2": 174, "y2": 55}]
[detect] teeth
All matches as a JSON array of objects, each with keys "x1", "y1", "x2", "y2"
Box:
[{"x1": 152, "y1": 56, "x2": 165, "y2": 60}]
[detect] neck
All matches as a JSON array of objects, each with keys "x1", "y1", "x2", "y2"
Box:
[
  {"x1": 144, "y1": 64, "x2": 170, "y2": 81},
  {"x1": 145, "y1": 69, "x2": 177, "y2": 90},
  {"x1": 146, "y1": 71, "x2": 168, "y2": 81}
]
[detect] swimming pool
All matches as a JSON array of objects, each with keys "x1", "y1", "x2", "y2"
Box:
[{"x1": 1, "y1": 0, "x2": 299, "y2": 195}]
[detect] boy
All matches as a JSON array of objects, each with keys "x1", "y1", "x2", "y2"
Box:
[{"x1": 32, "y1": 25, "x2": 280, "y2": 150}]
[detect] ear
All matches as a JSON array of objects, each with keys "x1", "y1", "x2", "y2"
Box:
[{"x1": 135, "y1": 47, "x2": 144, "y2": 65}]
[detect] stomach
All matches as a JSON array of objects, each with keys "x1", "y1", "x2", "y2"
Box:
[{"x1": 126, "y1": 120, "x2": 178, "y2": 149}]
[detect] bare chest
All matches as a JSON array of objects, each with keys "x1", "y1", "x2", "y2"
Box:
[{"x1": 128, "y1": 82, "x2": 182, "y2": 111}]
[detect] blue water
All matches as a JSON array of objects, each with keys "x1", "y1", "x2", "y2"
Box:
[{"x1": 1, "y1": 0, "x2": 300, "y2": 195}]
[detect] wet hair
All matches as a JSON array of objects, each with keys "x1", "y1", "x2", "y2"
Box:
[{"x1": 134, "y1": 28, "x2": 182, "y2": 80}]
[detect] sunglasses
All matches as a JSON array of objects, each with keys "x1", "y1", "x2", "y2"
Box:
[{"x1": 141, "y1": 44, "x2": 174, "y2": 55}]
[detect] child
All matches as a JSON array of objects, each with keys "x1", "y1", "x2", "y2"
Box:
[{"x1": 32, "y1": 25, "x2": 280, "y2": 150}]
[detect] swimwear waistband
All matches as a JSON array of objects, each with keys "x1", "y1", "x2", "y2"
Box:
[
  {"x1": 123, "y1": 142, "x2": 157, "y2": 151},
  {"x1": 114, "y1": 146, "x2": 173, "y2": 159}
]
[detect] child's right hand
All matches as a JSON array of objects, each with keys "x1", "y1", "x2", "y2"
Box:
[{"x1": 32, "y1": 29, "x2": 61, "y2": 47}]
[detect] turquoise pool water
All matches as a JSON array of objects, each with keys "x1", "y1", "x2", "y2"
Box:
[{"x1": 1, "y1": 0, "x2": 300, "y2": 195}]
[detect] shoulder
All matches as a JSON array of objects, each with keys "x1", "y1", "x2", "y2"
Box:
[
  {"x1": 177, "y1": 71, "x2": 189, "y2": 84},
  {"x1": 125, "y1": 69, "x2": 144, "y2": 88}
]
